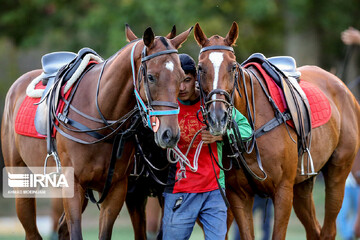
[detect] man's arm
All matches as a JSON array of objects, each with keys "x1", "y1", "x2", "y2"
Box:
[{"x1": 230, "y1": 108, "x2": 253, "y2": 140}]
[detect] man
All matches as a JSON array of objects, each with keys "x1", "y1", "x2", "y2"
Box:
[{"x1": 161, "y1": 54, "x2": 252, "y2": 239}]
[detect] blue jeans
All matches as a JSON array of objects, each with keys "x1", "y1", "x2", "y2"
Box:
[
  {"x1": 162, "y1": 190, "x2": 227, "y2": 240},
  {"x1": 337, "y1": 184, "x2": 360, "y2": 240}
]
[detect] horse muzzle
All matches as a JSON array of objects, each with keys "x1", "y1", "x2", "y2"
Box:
[
  {"x1": 154, "y1": 126, "x2": 180, "y2": 149},
  {"x1": 207, "y1": 106, "x2": 229, "y2": 136}
]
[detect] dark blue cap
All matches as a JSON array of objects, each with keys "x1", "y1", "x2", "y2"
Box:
[{"x1": 179, "y1": 54, "x2": 196, "y2": 73}]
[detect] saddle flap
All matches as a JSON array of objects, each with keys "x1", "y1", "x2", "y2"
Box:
[{"x1": 281, "y1": 76, "x2": 312, "y2": 138}]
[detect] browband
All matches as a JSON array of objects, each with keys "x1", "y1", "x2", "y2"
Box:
[
  {"x1": 199, "y1": 45, "x2": 234, "y2": 54},
  {"x1": 142, "y1": 49, "x2": 178, "y2": 62}
]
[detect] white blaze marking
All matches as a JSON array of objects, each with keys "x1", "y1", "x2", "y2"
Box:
[
  {"x1": 209, "y1": 52, "x2": 224, "y2": 101},
  {"x1": 165, "y1": 61, "x2": 174, "y2": 72}
]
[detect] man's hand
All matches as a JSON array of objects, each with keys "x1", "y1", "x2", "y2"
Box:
[
  {"x1": 201, "y1": 127, "x2": 223, "y2": 144},
  {"x1": 341, "y1": 27, "x2": 360, "y2": 45}
]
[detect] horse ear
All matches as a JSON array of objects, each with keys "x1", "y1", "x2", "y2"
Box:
[
  {"x1": 194, "y1": 23, "x2": 208, "y2": 47},
  {"x1": 125, "y1": 23, "x2": 138, "y2": 42},
  {"x1": 225, "y1": 21, "x2": 239, "y2": 46},
  {"x1": 143, "y1": 27, "x2": 155, "y2": 48},
  {"x1": 170, "y1": 26, "x2": 193, "y2": 49},
  {"x1": 166, "y1": 25, "x2": 176, "y2": 39}
]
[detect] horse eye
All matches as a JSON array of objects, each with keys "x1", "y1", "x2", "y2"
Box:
[
  {"x1": 147, "y1": 74, "x2": 156, "y2": 83},
  {"x1": 198, "y1": 65, "x2": 203, "y2": 72}
]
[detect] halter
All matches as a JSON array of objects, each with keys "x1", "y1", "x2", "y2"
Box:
[
  {"x1": 197, "y1": 45, "x2": 239, "y2": 128},
  {"x1": 131, "y1": 40, "x2": 180, "y2": 132},
  {"x1": 198, "y1": 45, "x2": 268, "y2": 181}
]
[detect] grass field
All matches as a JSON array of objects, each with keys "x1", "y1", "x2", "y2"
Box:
[{"x1": 0, "y1": 176, "x2": 343, "y2": 239}]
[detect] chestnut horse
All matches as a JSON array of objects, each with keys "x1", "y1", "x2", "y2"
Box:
[
  {"x1": 194, "y1": 22, "x2": 360, "y2": 239},
  {"x1": 1, "y1": 25, "x2": 192, "y2": 239}
]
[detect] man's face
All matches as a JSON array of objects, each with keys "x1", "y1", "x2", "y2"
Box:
[{"x1": 178, "y1": 72, "x2": 197, "y2": 102}]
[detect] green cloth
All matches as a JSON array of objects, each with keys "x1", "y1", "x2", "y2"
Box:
[{"x1": 216, "y1": 108, "x2": 252, "y2": 188}]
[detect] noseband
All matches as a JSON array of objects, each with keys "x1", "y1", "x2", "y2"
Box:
[
  {"x1": 131, "y1": 40, "x2": 180, "y2": 132},
  {"x1": 197, "y1": 45, "x2": 239, "y2": 127}
]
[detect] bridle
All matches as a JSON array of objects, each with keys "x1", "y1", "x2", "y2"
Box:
[
  {"x1": 131, "y1": 39, "x2": 180, "y2": 132},
  {"x1": 197, "y1": 45, "x2": 268, "y2": 182},
  {"x1": 197, "y1": 45, "x2": 240, "y2": 128}
]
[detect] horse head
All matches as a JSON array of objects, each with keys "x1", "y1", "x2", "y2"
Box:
[
  {"x1": 194, "y1": 22, "x2": 239, "y2": 135},
  {"x1": 126, "y1": 25, "x2": 192, "y2": 148}
]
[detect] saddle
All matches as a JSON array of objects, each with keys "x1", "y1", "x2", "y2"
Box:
[
  {"x1": 32, "y1": 48, "x2": 103, "y2": 136},
  {"x1": 242, "y1": 53, "x2": 315, "y2": 175}
]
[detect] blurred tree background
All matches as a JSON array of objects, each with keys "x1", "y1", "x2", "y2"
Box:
[{"x1": 0, "y1": 0, "x2": 359, "y2": 164}]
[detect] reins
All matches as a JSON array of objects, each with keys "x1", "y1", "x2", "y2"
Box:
[{"x1": 167, "y1": 129, "x2": 203, "y2": 180}]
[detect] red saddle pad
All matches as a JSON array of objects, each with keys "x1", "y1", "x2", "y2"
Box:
[
  {"x1": 244, "y1": 62, "x2": 331, "y2": 129},
  {"x1": 15, "y1": 81, "x2": 70, "y2": 139}
]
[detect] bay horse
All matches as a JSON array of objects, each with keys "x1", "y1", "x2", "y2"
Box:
[
  {"x1": 123, "y1": 27, "x2": 171, "y2": 240},
  {"x1": 194, "y1": 22, "x2": 360, "y2": 239},
  {"x1": 1, "y1": 25, "x2": 192, "y2": 239}
]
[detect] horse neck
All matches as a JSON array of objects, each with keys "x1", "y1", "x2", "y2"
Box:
[{"x1": 97, "y1": 43, "x2": 140, "y2": 119}]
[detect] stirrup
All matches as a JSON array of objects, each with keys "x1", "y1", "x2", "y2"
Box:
[
  {"x1": 130, "y1": 155, "x2": 140, "y2": 177},
  {"x1": 300, "y1": 148, "x2": 317, "y2": 176},
  {"x1": 44, "y1": 151, "x2": 62, "y2": 176}
]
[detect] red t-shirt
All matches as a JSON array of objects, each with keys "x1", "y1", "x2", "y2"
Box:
[{"x1": 165, "y1": 99, "x2": 220, "y2": 193}]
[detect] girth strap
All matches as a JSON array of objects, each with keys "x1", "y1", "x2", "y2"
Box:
[
  {"x1": 86, "y1": 133, "x2": 124, "y2": 206},
  {"x1": 86, "y1": 114, "x2": 141, "y2": 207}
]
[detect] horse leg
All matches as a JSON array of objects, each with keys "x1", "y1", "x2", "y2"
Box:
[
  {"x1": 272, "y1": 182, "x2": 294, "y2": 239},
  {"x1": 50, "y1": 198, "x2": 64, "y2": 240},
  {"x1": 16, "y1": 197, "x2": 42, "y2": 240},
  {"x1": 58, "y1": 196, "x2": 88, "y2": 240},
  {"x1": 225, "y1": 208, "x2": 234, "y2": 240},
  {"x1": 125, "y1": 190, "x2": 147, "y2": 240},
  {"x1": 3, "y1": 147, "x2": 42, "y2": 239},
  {"x1": 321, "y1": 157, "x2": 353, "y2": 239},
  {"x1": 63, "y1": 180, "x2": 85, "y2": 239},
  {"x1": 293, "y1": 177, "x2": 321, "y2": 239},
  {"x1": 227, "y1": 187, "x2": 255, "y2": 239},
  {"x1": 98, "y1": 179, "x2": 128, "y2": 240}
]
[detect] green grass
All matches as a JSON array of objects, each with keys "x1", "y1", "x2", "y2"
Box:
[{"x1": 0, "y1": 178, "x2": 343, "y2": 239}]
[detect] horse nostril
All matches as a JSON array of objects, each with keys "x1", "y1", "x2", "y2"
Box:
[
  {"x1": 208, "y1": 113, "x2": 215, "y2": 126},
  {"x1": 162, "y1": 129, "x2": 172, "y2": 144},
  {"x1": 221, "y1": 111, "x2": 228, "y2": 125}
]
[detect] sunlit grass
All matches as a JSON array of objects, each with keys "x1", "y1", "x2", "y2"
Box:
[{"x1": 0, "y1": 178, "x2": 343, "y2": 239}]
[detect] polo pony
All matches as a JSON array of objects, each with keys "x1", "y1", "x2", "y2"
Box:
[
  {"x1": 194, "y1": 22, "x2": 360, "y2": 239},
  {"x1": 1, "y1": 25, "x2": 192, "y2": 239}
]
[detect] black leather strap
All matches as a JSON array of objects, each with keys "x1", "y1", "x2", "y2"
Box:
[
  {"x1": 151, "y1": 101, "x2": 179, "y2": 108},
  {"x1": 86, "y1": 133, "x2": 124, "y2": 206},
  {"x1": 57, "y1": 113, "x2": 105, "y2": 139},
  {"x1": 141, "y1": 49, "x2": 178, "y2": 62},
  {"x1": 200, "y1": 45, "x2": 234, "y2": 54},
  {"x1": 254, "y1": 112, "x2": 292, "y2": 139}
]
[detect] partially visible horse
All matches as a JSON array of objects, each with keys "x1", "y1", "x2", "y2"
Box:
[
  {"x1": 50, "y1": 124, "x2": 169, "y2": 240},
  {"x1": 194, "y1": 22, "x2": 360, "y2": 239},
  {"x1": 125, "y1": 125, "x2": 168, "y2": 240},
  {"x1": 1, "y1": 25, "x2": 192, "y2": 239}
]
